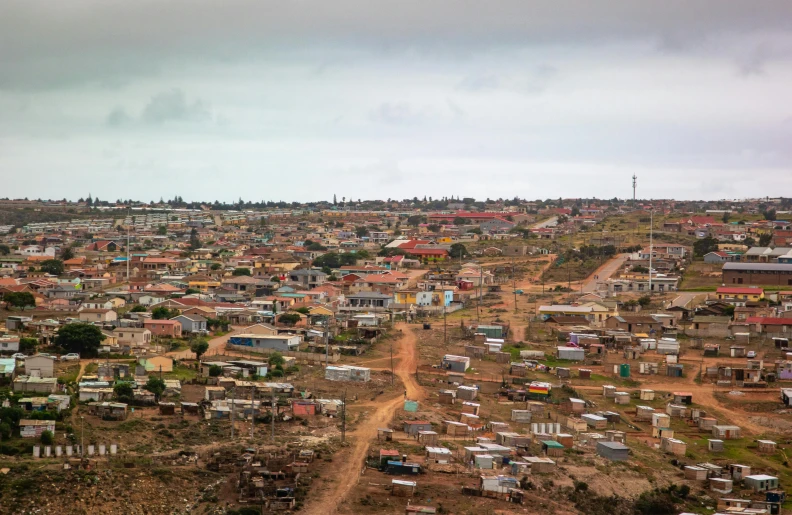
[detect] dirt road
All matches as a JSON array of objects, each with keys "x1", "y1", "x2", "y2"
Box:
[
  {"x1": 165, "y1": 329, "x2": 240, "y2": 360},
  {"x1": 580, "y1": 253, "x2": 628, "y2": 293},
  {"x1": 303, "y1": 323, "x2": 422, "y2": 515}
]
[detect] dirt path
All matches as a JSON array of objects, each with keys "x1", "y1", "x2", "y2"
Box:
[
  {"x1": 165, "y1": 328, "x2": 240, "y2": 360},
  {"x1": 303, "y1": 323, "x2": 422, "y2": 515}
]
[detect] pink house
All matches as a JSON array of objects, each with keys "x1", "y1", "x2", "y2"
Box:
[{"x1": 143, "y1": 319, "x2": 182, "y2": 338}]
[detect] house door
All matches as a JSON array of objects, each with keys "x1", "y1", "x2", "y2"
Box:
[{"x1": 737, "y1": 278, "x2": 743, "y2": 284}]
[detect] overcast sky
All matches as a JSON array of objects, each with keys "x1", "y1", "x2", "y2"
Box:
[{"x1": 1, "y1": 1, "x2": 791, "y2": 203}]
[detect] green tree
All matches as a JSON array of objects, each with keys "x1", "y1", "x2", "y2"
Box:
[
  {"x1": 453, "y1": 217, "x2": 471, "y2": 226},
  {"x1": 406, "y1": 215, "x2": 425, "y2": 227},
  {"x1": 0, "y1": 422, "x2": 11, "y2": 441},
  {"x1": 130, "y1": 305, "x2": 147, "y2": 313},
  {"x1": 449, "y1": 243, "x2": 468, "y2": 259},
  {"x1": 189, "y1": 227, "x2": 201, "y2": 250},
  {"x1": 151, "y1": 306, "x2": 179, "y2": 320},
  {"x1": 185, "y1": 288, "x2": 201, "y2": 295},
  {"x1": 759, "y1": 232, "x2": 773, "y2": 247},
  {"x1": 232, "y1": 267, "x2": 252, "y2": 276},
  {"x1": 60, "y1": 246, "x2": 75, "y2": 261},
  {"x1": 278, "y1": 313, "x2": 301, "y2": 326},
  {"x1": 637, "y1": 295, "x2": 651, "y2": 308},
  {"x1": 55, "y1": 323, "x2": 105, "y2": 357},
  {"x1": 268, "y1": 352, "x2": 285, "y2": 367},
  {"x1": 763, "y1": 208, "x2": 777, "y2": 221},
  {"x1": 3, "y1": 292, "x2": 36, "y2": 308},
  {"x1": 113, "y1": 382, "x2": 134, "y2": 403},
  {"x1": 40, "y1": 430, "x2": 54, "y2": 445},
  {"x1": 570, "y1": 206, "x2": 581, "y2": 217},
  {"x1": 0, "y1": 244, "x2": 10, "y2": 255},
  {"x1": 692, "y1": 236, "x2": 719, "y2": 257},
  {"x1": 19, "y1": 337, "x2": 38, "y2": 353},
  {"x1": 210, "y1": 263, "x2": 222, "y2": 271},
  {"x1": 190, "y1": 339, "x2": 209, "y2": 360},
  {"x1": 355, "y1": 226, "x2": 369, "y2": 238},
  {"x1": 40, "y1": 259, "x2": 64, "y2": 276},
  {"x1": 208, "y1": 365, "x2": 223, "y2": 377},
  {"x1": 157, "y1": 225, "x2": 168, "y2": 235},
  {"x1": 295, "y1": 307, "x2": 311, "y2": 314},
  {"x1": 144, "y1": 377, "x2": 166, "y2": 402}
]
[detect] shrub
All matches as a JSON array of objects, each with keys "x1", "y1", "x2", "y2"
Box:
[{"x1": 40, "y1": 430, "x2": 54, "y2": 445}]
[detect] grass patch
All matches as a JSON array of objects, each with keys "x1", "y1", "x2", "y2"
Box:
[{"x1": 164, "y1": 364, "x2": 198, "y2": 382}]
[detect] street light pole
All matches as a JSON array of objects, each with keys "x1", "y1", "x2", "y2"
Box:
[{"x1": 80, "y1": 416, "x2": 84, "y2": 458}]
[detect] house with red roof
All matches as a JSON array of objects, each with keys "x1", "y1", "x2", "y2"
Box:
[
  {"x1": 715, "y1": 287, "x2": 764, "y2": 305},
  {"x1": 745, "y1": 317, "x2": 792, "y2": 334}
]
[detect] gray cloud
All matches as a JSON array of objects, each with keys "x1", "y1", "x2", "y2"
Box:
[{"x1": 141, "y1": 89, "x2": 211, "y2": 124}]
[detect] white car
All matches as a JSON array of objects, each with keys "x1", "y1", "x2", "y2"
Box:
[
  {"x1": 11, "y1": 353, "x2": 27, "y2": 360},
  {"x1": 60, "y1": 353, "x2": 80, "y2": 361},
  {"x1": 747, "y1": 351, "x2": 756, "y2": 358}
]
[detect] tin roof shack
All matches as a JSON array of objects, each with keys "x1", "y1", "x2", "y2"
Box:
[
  {"x1": 19, "y1": 419, "x2": 55, "y2": 438},
  {"x1": 386, "y1": 460, "x2": 422, "y2": 475},
  {"x1": 228, "y1": 333, "x2": 301, "y2": 352},
  {"x1": 205, "y1": 386, "x2": 226, "y2": 401},
  {"x1": 541, "y1": 440, "x2": 565, "y2": 457},
  {"x1": 461, "y1": 401, "x2": 480, "y2": 416},
  {"x1": 652, "y1": 413, "x2": 671, "y2": 428},
  {"x1": 291, "y1": 401, "x2": 317, "y2": 416},
  {"x1": 445, "y1": 421, "x2": 470, "y2": 437},
  {"x1": 417, "y1": 431, "x2": 438, "y2": 446},
  {"x1": 710, "y1": 477, "x2": 733, "y2": 494},
  {"x1": 757, "y1": 440, "x2": 777, "y2": 453},
  {"x1": 639, "y1": 362, "x2": 659, "y2": 375},
  {"x1": 479, "y1": 475, "x2": 520, "y2": 498},
  {"x1": 744, "y1": 475, "x2": 779, "y2": 492},
  {"x1": 158, "y1": 402, "x2": 176, "y2": 415},
  {"x1": 613, "y1": 392, "x2": 631, "y2": 405},
  {"x1": 635, "y1": 405, "x2": 655, "y2": 421},
  {"x1": 708, "y1": 439, "x2": 724, "y2": 452},
  {"x1": 660, "y1": 437, "x2": 687, "y2": 456},
  {"x1": 391, "y1": 479, "x2": 417, "y2": 496},
  {"x1": 426, "y1": 446, "x2": 452, "y2": 464},
  {"x1": 465, "y1": 345, "x2": 486, "y2": 358},
  {"x1": 497, "y1": 432, "x2": 530, "y2": 447},
  {"x1": 566, "y1": 417, "x2": 588, "y2": 432},
  {"x1": 712, "y1": 425, "x2": 742, "y2": 439},
  {"x1": 475, "y1": 454, "x2": 495, "y2": 469},
  {"x1": 684, "y1": 466, "x2": 709, "y2": 481},
  {"x1": 524, "y1": 457, "x2": 556, "y2": 474},
  {"x1": 582, "y1": 414, "x2": 607, "y2": 430},
  {"x1": 509, "y1": 409, "x2": 533, "y2": 424},
  {"x1": 673, "y1": 392, "x2": 693, "y2": 405},
  {"x1": 556, "y1": 346, "x2": 585, "y2": 361},
  {"x1": 596, "y1": 441, "x2": 629, "y2": 461},
  {"x1": 324, "y1": 365, "x2": 371, "y2": 382},
  {"x1": 729, "y1": 464, "x2": 752, "y2": 480},
  {"x1": 438, "y1": 389, "x2": 457, "y2": 404},
  {"x1": 88, "y1": 402, "x2": 128, "y2": 421},
  {"x1": 442, "y1": 354, "x2": 470, "y2": 373},
  {"x1": 666, "y1": 403, "x2": 689, "y2": 418},
  {"x1": 13, "y1": 376, "x2": 58, "y2": 394},
  {"x1": 652, "y1": 427, "x2": 675, "y2": 439},
  {"x1": 602, "y1": 385, "x2": 617, "y2": 398},
  {"x1": 698, "y1": 417, "x2": 717, "y2": 431},
  {"x1": 377, "y1": 428, "x2": 394, "y2": 441},
  {"x1": 403, "y1": 420, "x2": 432, "y2": 436},
  {"x1": 657, "y1": 339, "x2": 680, "y2": 355},
  {"x1": 181, "y1": 402, "x2": 200, "y2": 415},
  {"x1": 379, "y1": 449, "x2": 400, "y2": 467},
  {"x1": 560, "y1": 398, "x2": 586, "y2": 415},
  {"x1": 457, "y1": 385, "x2": 478, "y2": 401}
]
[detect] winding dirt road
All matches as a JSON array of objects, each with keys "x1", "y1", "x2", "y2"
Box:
[{"x1": 303, "y1": 323, "x2": 423, "y2": 515}]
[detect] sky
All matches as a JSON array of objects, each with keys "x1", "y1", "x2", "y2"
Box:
[{"x1": 1, "y1": 1, "x2": 792, "y2": 203}]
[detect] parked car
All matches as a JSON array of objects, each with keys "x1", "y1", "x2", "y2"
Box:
[
  {"x1": 747, "y1": 351, "x2": 756, "y2": 358},
  {"x1": 60, "y1": 353, "x2": 80, "y2": 361},
  {"x1": 11, "y1": 353, "x2": 27, "y2": 360}
]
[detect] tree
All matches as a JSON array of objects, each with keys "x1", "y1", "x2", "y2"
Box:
[
  {"x1": 40, "y1": 430, "x2": 54, "y2": 445},
  {"x1": 449, "y1": 243, "x2": 468, "y2": 259},
  {"x1": 151, "y1": 306, "x2": 179, "y2": 320},
  {"x1": 721, "y1": 212, "x2": 730, "y2": 223},
  {"x1": 0, "y1": 244, "x2": 10, "y2": 255},
  {"x1": 113, "y1": 382, "x2": 134, "y2": 403},
  {"x1": 427, "y1": 224, "x2": 441, "y2": 233},
  {"x1": 637, "y1": 295, "x2": 651, "y2": 308},
  {"x1": 208, "y1": 365, "x2": 223, "y2": 377},
  {"x1": 763, "y1": 208, "x2": 777, "y2": 221},
  {"x1": 232, "y1": 267, "x2": 252, "y2": 276},
  {"x1": 306, "y1": 242, "x2": 327, "y2": 251},
  {"x1": 570, "y1": 206, "x2": 581, "y2": 217},
  {"x1": 406, "y1": 215, "x2": 425, "y2": 227},
  {"x1": 19, "y1": 337, "x2": 38, "y2": 353},
  {"x1": 144, "y1": 377, "x2": 166, "y2": 402},
  {"x1": 3, "y1": 291, "x2": 36, "y2": 309},
  {"x1": 185, "y1": 288, "x2": 201, "y2": 295},
  {"x1": 453, "y1": 217, "x2": 471, "y2": 226},
  {"x1": 693, "y1": 236, "x2": 719, "y2": 257},
  {"x1": 268, "y1": 352, "x2": 285, "y2": 367},
  {"x1": 355, "y1": 226, "x2": 369, "y2": 238},
  {"x1": 632, "y1": 265, "x2": 649, "y2": 273},
  {"x1": 40, "y1": 259, "x2": 64, "y2": 276},
  {"x1": 759, "y1": 232, "x2": 773, "y2": 247},
  {"x1": 55, "y1": 323, "x2": 105, "y2": 357},
  {"x1": 190, "y1": 339, "x2": 209, "y2": 360},
  {"x1": 278, "y1": 313, "x2": 301, "y2": 326},
  {"x1": 130, "y1": 305, "x2": 147, "y2": 313},
  {"x1": 210, "y1": 263, "x2": 222, "y2": 271},
  {"x1": 60, "y1": 246, "x2": 75, "y2": 261},
  {"x1": 295, "y1": 307, "x2": 310, "y2": 314},
  {"x1": 157, "y1": 225, "x2": 168, "y2": 235}
]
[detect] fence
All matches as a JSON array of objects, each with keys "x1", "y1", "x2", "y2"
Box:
[{"x1": 225, "y1": 344, "x2": 341, "y2": 364}]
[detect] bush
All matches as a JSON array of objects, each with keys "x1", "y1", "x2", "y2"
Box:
[{"x1": 40, "y1": 430, "x2": 54, "y2": 445}]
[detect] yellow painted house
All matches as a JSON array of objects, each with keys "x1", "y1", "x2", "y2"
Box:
[
  {"x1": 715, "y1": 287, "x2": 764, "y2": 302},
  {"x1": 394, "y1": 290, "x2": 420, "y2": 304},
  {"x1": 187, "y1": 274, "x2": 222, "y2": 292}
]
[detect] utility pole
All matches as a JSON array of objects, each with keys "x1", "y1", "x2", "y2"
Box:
[
  {"x1": 477, "y1": 264, "x2": 483, "y2": 322},
  {"x1": 270, "y1": 394, "x2": 276, "y2": 442},
  {"x1": 649, "y1": 209, "x2": 653, "y2": 296},
  {"x1": 230, "y1": 387, "x2": 236, "y2": 439},
  {"x1": 341, "y1": 389, "x2": 347, "y2": 443},
  {"x1": 126, "y1": 209, "x2": 130, "y2": 283},
  {"x1": 80, "y1": 416, "x2": 84, "y2": 458},
  {"x1": 390, "y1": 341, "x2": 394, "y2": 385},
  {"x1": 324, "y1": 318, "x2": 329, "y2": 368},
  {"x1": 512, "y1": 257, "x2": 517, "y2": 313},
  {"x1": 250, "y1": 386, "x2": 255, "y2": 439},
  {"x1": 443, "y1": 300, "x2": 447, "y2": 344},
  {"x1": 632, "y1": 174, "x2": 637, "y2": 208}
]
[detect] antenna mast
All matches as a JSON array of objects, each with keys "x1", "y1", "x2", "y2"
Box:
[{"x1": 632, "y1": 175, "x2": 637, "y2": 207}]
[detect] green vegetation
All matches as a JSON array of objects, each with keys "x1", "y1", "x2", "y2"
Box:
[
  {"x1": 55, "y1": 323, "x2": 105, "y2": 357},
  {"x1": 190, "y1": 339, "x2": 209, "y2": 360},
  {"x1": 2, "y1": 291, "x2": 36, "y2": 308},
  {"x1": 232, "y1": 267, "x2": 251, "y2": 276}
]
